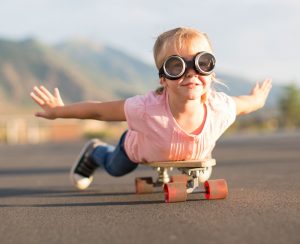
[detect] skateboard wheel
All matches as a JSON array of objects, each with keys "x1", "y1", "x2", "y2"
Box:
[
  {"x1": 135, "y1": 177, "x2": 154, "y2": 194},
  {"x1": 170, "y1": 174, "x2": 189, "y2": 183},
  {"x1": 164, "y1": 182, "x2": 187, "y2": 203},
  {"x1": 204, "y1": 179, "x2": 228, "y2": 200}
]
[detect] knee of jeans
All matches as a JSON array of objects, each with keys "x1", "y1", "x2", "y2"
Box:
[
  {"x1": 90, "y1": 147, "x2": 107, "y2": 167},
  {"x1": 105, "y1": 161, "x2": 138, "y2": 177},
  {"x1": 105, "y1": 167, "x2": 127, "y2": 177}
]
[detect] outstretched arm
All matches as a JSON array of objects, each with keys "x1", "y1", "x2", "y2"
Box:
[
  {"x1": 232, "y1": 79, "x2": 272, "y2": 115},
  {"x1": 30, "y1": 86, "x2": 126, "y2": 121}
]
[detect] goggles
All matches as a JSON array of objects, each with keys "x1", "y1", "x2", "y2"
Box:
[{"x1": 158, "y1": 52, "x2": 216, "y2": 80}]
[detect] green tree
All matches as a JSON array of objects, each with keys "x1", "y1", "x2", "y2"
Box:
[{"x1": 279, "y1": 84, "x2": 300, "y2": 128}]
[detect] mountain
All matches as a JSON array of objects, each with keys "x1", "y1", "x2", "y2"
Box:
[
  {"x1": 0, "y1": 38, "x2": 157, "y2": 112},
  {"x1": 0, "y1": 38, "x2": 90, "y2": 105},
  {"x1": 54, "y1": 39, "x2": 157, "y2": 98},
  {"x1": 0, "y1": 37, "x2": 282, "y2": 113}
]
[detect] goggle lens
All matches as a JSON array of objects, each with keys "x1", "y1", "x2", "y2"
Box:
[
  {"x1": 196, "y1": 52, "x2": 215, "y2": 73},
  {"x1": 164, "y1": 57, "x2": 184, "y2": 77}
]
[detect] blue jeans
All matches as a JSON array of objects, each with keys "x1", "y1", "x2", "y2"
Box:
[{"x1": 90, "y1": 131, "x2": 138, "y2": 177}]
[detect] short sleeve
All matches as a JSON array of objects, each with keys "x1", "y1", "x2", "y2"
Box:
[{"x1": 124, "y1": 94, "x2": 146, "y2": 130}]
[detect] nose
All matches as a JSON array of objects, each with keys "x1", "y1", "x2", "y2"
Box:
[{"x1": 185, "y1": 67, "x2": 197, "y2": 78}]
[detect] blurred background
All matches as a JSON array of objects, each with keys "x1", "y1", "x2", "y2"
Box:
[{"x1": 0, "y1": 0, "x2": 300, "y2": 144}]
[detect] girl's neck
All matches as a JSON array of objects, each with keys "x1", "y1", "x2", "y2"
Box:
[
  {"x1": 168, "y1": 94, "x2": 204, "y2": 118},
  {"x1": 168, "y1": 94, "x2": 206, "y2": 135}
]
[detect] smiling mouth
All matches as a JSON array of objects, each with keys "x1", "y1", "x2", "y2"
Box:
[
  {"x1": 181, "y1": 82, "x2": 204, "y2": 88},
  {"x1": 182, "y1": 82, "x2": 200, "y2": 86}
]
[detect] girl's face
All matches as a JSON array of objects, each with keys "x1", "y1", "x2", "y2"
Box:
[{"x1": 160, "y1": 38, "x2": 214, "y2": 102}]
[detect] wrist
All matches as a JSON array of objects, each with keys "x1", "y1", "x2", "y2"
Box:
[
  {"x1": 254, "y1": 96, "x2": 265, "y2": 111},
  {"x1": 52, "y1": 106, "x2": 62, "y2": 119}
]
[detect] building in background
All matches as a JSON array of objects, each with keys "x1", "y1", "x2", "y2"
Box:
[{"x1": 0, "y1": 115, "x2": 127, "y2": 144}]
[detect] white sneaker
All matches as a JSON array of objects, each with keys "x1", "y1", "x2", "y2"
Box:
[{"x1": 70, "y1": 139, "x2": 106, "y2": 190}]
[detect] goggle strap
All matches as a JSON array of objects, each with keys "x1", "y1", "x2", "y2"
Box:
[{"x1": 158, "y1": 67, "x2": 164, "y2": 77}]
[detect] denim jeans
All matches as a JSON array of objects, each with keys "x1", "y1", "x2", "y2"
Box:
[{"x1": 90, "y1": 131, "x2": 138, "y2": 177}]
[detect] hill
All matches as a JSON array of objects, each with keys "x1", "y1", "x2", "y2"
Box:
[{"x1": 0, "y1": 38, "x2": 157, "y2": 112}]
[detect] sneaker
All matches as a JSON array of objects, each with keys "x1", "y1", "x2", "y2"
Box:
[{"x1": 70, "y1": 139, "x2": 106, "y2": 190}]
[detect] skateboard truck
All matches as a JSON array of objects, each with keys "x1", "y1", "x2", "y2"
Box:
[{"x1": 156, "y1": 167, "x2": 172, "y2": 185}]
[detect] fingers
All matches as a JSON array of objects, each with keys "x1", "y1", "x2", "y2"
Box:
[
  {"x1": 256, "y1": 79, "x2": 272, "y2": 91},
  {"x1": 251, "y1": 78, "x2": 272, "y2": 98},
  {"x1": 30, "y1": 94, "x2": 46, "y2": 117},
  {"x1": 54, "y1": 87, "x2": 63, "y2": 103},
  {"x1": 264, "y1": 78, "x2": 272, "y2": 89},
  {"x1": 251, "y1": 82, "x2": 259, "y2": 93},
  {"x1": 32, "y1": 86, "x2": 50, "y2": 102},
  {"x1": 30, "y1": 86, "x2": 60, "y2": 105},
  {"x1": 40, "y1": 86, "x2": 54, "y2": 99},
  {"x1": 261, "y1": 79, "x2": 272, "y2": 94},
  {"x1": 30, "y1": 90, "x2": 45, "y2": 106},
  {"x1": 54, "y1": 87, "x2": 60, "y2": 98},
  {"x1": 35, "y1": 111, "x2": 45, "y2": 118},
  {"x1": 30, "y1": 85, "x2": 59, "y2": 120}
]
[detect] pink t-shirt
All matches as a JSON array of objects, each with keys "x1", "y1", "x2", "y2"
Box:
[{"x1": 124, "y1": 89, "x2": 236, "y2": 163}]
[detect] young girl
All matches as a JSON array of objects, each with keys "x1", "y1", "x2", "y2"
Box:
[{"x1": 30, "y1": 27, "x2": 272, "y2": 190}]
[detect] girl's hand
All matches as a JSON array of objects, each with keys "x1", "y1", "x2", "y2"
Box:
[
  {"x1": 233, "y1": 78, "x2": 272, "y2": 115},
  {"x1": 250, "y1": 78, "x2": 272, "y2": 109},
  {"x1": 30, "y1": 86, "x2": 64, "y2": 119}
]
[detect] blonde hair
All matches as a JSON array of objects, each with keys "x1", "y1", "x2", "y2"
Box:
[
  {"x1": 153, "y1": 27, "x2": 213, "y2": 70},
  {"x1": 153, "y1": 27, "x2": 214, "y2": 96}
]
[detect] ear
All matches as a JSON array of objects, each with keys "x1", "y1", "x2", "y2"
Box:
[
  {"x1": 160, "y1": 77, "x2": 167, "y2": 87},
  {"x1": 211, "y1": 72, "x2": 216, "y2": 80}
]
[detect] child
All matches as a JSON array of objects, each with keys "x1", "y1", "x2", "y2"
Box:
[{"x1": 30, "y1": 27, "x2": 272, "y2": 190}]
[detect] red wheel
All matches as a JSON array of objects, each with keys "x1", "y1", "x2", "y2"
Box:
[
  {"x1": 170, "y1": 174, "x2": 189, "y2": 183},
  {"x1": 135, "y1": 177, "x2": 154, "y2": 194},
  {"x1": 204, "y1": 179, "x2": 228, "y2": 200},
  {"x1": 164, "y1": 182, "x2": 187, "y2": 203}
]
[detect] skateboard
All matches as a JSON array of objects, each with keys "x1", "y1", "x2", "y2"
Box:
[{"x1": 135, "y1": 158, "x2": 228, "y2": 203}]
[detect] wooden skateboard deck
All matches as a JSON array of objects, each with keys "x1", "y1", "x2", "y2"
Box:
[{"x1": 140, "y1": 158, "x2": 216, "y2": 168}]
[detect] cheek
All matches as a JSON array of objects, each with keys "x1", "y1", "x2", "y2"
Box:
[
  {"x1": 204, "y1": 76, "x2": 212, "y2": 88},
  {"x1": 205, "y1": 79, "x2": 212, "y2": 88},
  {"x1": 162, "y1": 78, "x2": 183, "y2": 88},
  {"x1": 198, "y1": 76, "x2": 212, "y2": 89}
]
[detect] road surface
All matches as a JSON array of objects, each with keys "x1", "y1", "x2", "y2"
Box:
[{"x1": 0, "y1": 132, "x2": 299, "y2": 244}]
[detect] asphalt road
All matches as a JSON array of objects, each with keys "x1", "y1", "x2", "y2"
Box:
[{"x1": 0, "y1": 132, "x2": 299, "y2": 244}]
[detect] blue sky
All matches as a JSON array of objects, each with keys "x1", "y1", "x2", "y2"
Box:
[{"x1": 0, "y1": 0, "x2": 299, "y2": 85}]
